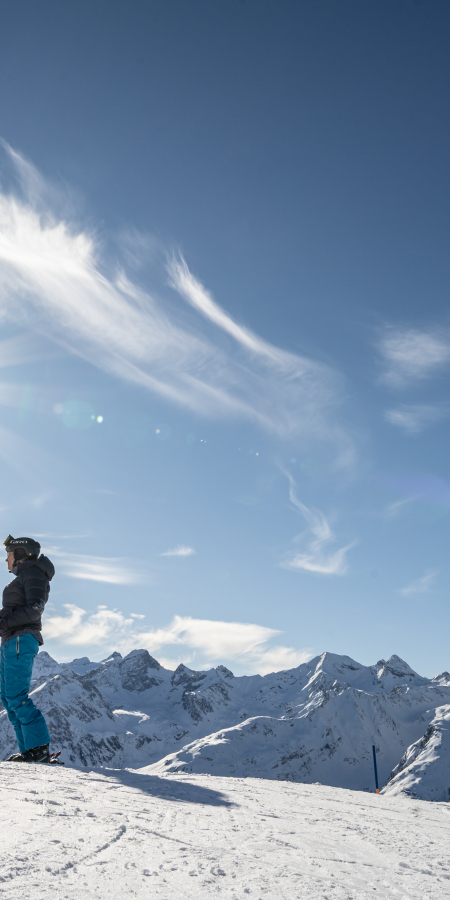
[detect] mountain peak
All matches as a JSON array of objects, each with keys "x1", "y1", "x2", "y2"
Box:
[
  {"x1": 216, "y1": 665, "x2": 234, "y2": 678},
  {"x1": 101, "y1": 651, "x2": 122, "y2": 663},
  {"x1": 378, "y1": 655, "x2": 422, "y2": 679}
]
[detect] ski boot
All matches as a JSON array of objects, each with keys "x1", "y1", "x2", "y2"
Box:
[{"x1": 20, "y1": 744, "x2": 51, "y2": 763}]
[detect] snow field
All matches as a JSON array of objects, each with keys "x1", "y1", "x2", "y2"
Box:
[{"x1": 0, "y1": 764, "x2": 449, "y2": 899}]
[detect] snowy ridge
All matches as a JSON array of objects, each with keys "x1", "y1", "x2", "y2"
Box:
[
  {"x1": 1, "y1": 648, "x2": 449, "y2": 799},
  {"x1": 383, "y1": 705, "x2": 450, "y2": 801}
]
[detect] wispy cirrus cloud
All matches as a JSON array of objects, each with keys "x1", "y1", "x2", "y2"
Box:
[
  {"x1": 0, "y1": 333, "x2": 58, "y2": 369},
  {"x1": 378, "y1": 328, "x2": 450, "y2": 388},
  {"x1": 48, "y1": 549, "x2": 142, "y2": 585},
  {"x1": 161, "y1": 545, "x2": 196, "y2": 557},
  {"x1": 281, "y1": 471, "x2": 355, "y2": 575},
  {"x1": 385, "y1": 474, "x2": 450, "y2": 508},
  {"x1": 385, "y1": 497, "x2": 417, "y2": 518},
  {"x1": 384, "y1": 404, "x2": 448, "y2": 434},
  {"x1": 0, "y1": 144, "x2": 352, "y2": 463},
  {"x1": 399, "y1": 570, "x2": 437, "y2": 597},
  {"x1": 45, "y1": 608, "x2": 313, "y2": 676}
]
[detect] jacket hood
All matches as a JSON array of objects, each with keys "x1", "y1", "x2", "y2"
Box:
[
  {"x1": 14, "y1": 555, "x2": 55, "y2": 580},
  {"x1": 37, "y1": 554, "x2": 55, "y2": 580}
]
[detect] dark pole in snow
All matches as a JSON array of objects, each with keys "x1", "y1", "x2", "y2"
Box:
[{"x1": 372, "y1": 744, "x2": 379, "y2": 794}]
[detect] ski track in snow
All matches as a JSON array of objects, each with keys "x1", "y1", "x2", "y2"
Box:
[{"x1": 0, "y1": 764, "x2": 449, "y2": 899}]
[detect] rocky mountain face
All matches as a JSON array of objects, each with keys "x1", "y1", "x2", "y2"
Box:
[
  {"x1": 382, "y1": 704, "x2": 450, "y2": 801},
  {"x1": 0, "y1": 648, "x2": 449, "y2": 798}
]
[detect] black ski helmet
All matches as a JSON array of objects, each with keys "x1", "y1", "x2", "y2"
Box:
[{"x1": 3, "y1": 534, "x2": 41, "y2": 560}]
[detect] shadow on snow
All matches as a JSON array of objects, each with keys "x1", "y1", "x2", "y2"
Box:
[{"x1": 73, "y1": 766, "x2": 235, "y2": 808}]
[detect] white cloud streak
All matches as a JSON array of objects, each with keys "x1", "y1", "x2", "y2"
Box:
[
  {"x1": 281, "y1": 471, "x2": 355, "y2": 575},
  {"x1": 161, "y1": 545, "x2": 196, "y2": 557},
  {"x1": 399, "y1": 570, "x2": 438, "y2": 597},
  {"x1": 385, "y1": 497, "x2": 417, "y2": 518},
  {"x1": 384, "y1": 404, "x2": 448, "y2": 434},
  {"x1": 0, "y1": 333, "x2": 57, "y2": 369},
  {"x1": 45, "y1": 609, "x2": 312, "y2": 676},
  {"x1": 379, "y1": 329, "x2": 450, "y2": 388},
  {"x1": 48, "y1": 549, "x2": 141, "y2": 585},
  {"x1": 0, "y1": 145, "x2": 352, "y2": 461}
]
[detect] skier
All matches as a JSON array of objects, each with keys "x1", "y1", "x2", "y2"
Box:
[{"x1": 0, "y1": 535, "x2": 54, "y2": 763}]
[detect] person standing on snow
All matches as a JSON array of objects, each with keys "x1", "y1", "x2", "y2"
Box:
[{"x1": 0, "y1": 535, "x2": 54, "y2": 763}]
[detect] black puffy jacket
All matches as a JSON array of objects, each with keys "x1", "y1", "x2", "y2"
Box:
[{"x1": 0, "y1": 555, "x2": 54, "y2": 640}]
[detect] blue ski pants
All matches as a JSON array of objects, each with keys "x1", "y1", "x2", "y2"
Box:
[{"x1": 0, "y1": 634, "x2": 50, "y2": 753}]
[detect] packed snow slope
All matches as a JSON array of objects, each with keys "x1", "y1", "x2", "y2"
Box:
[
  {"x1": 0, "y1": 764, "x2": 449, "y2": 900},
  {"x1": 1, "y1": 648, "x2": 450, "y2": 798}
]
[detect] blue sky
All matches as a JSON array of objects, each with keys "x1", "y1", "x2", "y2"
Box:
[{"x1": 0, "y1": 0, "x2": 449, "y2": 676}]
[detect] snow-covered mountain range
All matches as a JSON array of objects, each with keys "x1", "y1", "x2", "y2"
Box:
[{"x1": 1, "y1": 648, "x2": 449, "y2": 800}]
